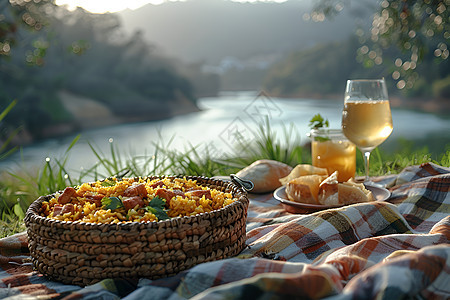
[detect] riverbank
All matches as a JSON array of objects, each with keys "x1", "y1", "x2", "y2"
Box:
[
  {"x1": 10, "y1": 90, "x2": 201, "y2": 147},
  {"x1": 390, "y1": 96, "x2": 450, "y2": 116},
  {"x1": 4, "y1": 91, "x2": 449, "y2": 171},
  {"x1": 271, "y1": 91, "x2": 450, "y2": 116}
]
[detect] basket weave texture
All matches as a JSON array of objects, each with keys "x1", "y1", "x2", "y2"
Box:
[{"x1": 24, "y1": 176, "x2": 249, "y2": 286}]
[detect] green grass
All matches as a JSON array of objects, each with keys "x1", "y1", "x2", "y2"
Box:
[
  {"x1": 1, "y1": 120, "x2": 449, "y2": 238},
  {"x1": 0, "y1": 100, "x2": 21, "y2": 161}
]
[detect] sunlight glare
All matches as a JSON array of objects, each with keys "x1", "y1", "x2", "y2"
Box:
[
  {"x1": 55, "y1": 0, "x2": 288, "y2": 14},
  {"x1": 380, "y1": 125, "x2": 393, "y2": 138},
  {"x1": 55, "y1": 0, "x2": 167, "y2": 13},
  {"x1": 231, "y1": 0, "x2": 287, "y2": 2}
]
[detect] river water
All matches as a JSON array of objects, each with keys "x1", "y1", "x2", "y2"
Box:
[{"x1": 2, "y1": 91, "x2": 449, "y2": 175}]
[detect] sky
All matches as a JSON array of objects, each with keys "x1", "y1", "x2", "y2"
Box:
[{"x1": 55, "y1": 0, "x2": 287, "y2": 14}]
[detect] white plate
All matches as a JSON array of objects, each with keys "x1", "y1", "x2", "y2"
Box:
[{"x1": 273, "y1": 184, "x2": 390, "y2": 214}]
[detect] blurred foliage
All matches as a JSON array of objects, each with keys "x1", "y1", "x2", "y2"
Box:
[
  {"x1": 0, "y1": 0, "x2": 50, "y2": 58},
  {"x1": 311, "y1": 0, "x2": 449, "y2": 92}
]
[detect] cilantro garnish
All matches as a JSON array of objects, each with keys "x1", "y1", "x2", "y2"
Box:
[
  {"x1": 309, "y1": 114, "x2": 329, "y2": 130},
  {"x1": 101, "y1": 196, "x2": 123, "y2": 210},
  {"x1": 101, "y1": 195, "x2": 169, "y2": 221},
  {"x1": 309, "y1": 114, "x2": 331, "y2": 141},
  {"x1": 145, "y1": 196, "x2": 169, "y2": 221}
]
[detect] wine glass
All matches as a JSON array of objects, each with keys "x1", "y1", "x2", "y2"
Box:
[{"x1": 341, "y1": 79, "x2": 393, "y2": 184}]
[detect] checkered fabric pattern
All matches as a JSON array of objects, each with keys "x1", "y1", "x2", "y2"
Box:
[{"x1": 0, "y1": 162, "x2": 449, "y2": 299}]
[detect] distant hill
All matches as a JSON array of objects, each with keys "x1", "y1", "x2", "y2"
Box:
[
  {"x1": 117, "y1": 0, "x2": 374, "y2": 65},
  {"x1": 0, "y1": 4, "x2": 200, "y2": 145},
  {"x1": 117, "y1": 0, "x2": 450, "y2": 101},
  {"x1": 262, "y1": 36, "x2": 450, "y2": 110},
  {"x1": 262, "y1": 37, "x2": 388, "y2": 98}
]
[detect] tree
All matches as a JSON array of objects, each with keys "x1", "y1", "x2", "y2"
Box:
[
  {"x1": 311, "y1": 0, "x2": 449, "y2": 91},
  {"x1": 0, "y1": 0, "x2": 54, "y2": 63}
]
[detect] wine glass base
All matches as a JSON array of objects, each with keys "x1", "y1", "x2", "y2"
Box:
[
  {"x1": 363, "y1": 180, "x2": 384, "y2": 188},
  {"x1": 354, "y1": 176, "x2": 384, "y2": 188}
]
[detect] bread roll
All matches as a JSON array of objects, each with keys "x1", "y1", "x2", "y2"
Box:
[
  {"x1": 236, "y1": 159, "x2": 293, "y2": 193},
  {"x1": 285, "y1": 175, "x2": 325, "y2": 204},
  {"x1": 279, "y1": 164, "x2": 328, "y2": 185}
]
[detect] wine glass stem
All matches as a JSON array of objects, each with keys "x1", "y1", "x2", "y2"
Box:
[{"x1": 363, "y1": 151, "x2": 371, "y2": 182}]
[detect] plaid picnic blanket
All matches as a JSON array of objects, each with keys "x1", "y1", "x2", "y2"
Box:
[{"x1": 0, "y1": 162, "x2": 449, "y2": 299}]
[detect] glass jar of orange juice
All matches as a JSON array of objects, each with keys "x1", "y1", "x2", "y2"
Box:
[{"x1": 310, "y1": 128, "x2": 356, "y2": 182}]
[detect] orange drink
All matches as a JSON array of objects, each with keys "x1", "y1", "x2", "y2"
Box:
[{"x1": 310, "y1": 129, "x2": 356, "y2": 182}]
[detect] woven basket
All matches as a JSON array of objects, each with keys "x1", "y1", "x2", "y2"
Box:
[{"x1": 24, "y1": 175, "x2": 249, "y2": 286}]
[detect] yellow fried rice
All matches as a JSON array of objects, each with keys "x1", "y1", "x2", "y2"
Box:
[{"x1": 40, "y1": 177, "x2": 237, "y2": 224}]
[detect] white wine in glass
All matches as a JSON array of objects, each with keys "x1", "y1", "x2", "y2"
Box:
[{"x1": 342, "y1": 79, "x2": 393, "y2": 183}]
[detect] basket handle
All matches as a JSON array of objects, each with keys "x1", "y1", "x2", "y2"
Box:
[{"x1": 230, "y1": 174, "x2": 254, "y2": 192}]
